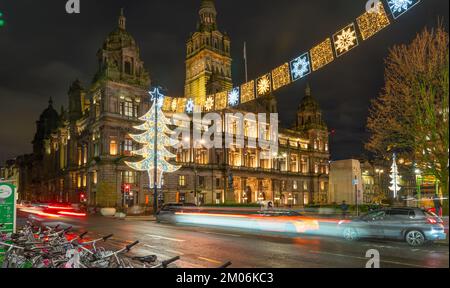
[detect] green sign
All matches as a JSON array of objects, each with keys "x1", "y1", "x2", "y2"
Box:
[
  {"x1": 0, "y1": 11, "x2": 5, "y2": 27},
  {"x1": 0, "y1": 183, "x2": 16, "y2": 234}
]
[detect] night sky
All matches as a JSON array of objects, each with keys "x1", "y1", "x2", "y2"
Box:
[{"x1": 0, "y1": 0, "x2": 448, "y2": 165}]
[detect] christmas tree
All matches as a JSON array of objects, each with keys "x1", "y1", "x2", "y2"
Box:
[
  {"x1": 389, "y1": 153, "x2": 402, "y2": 199},
  {"x1": 125, "y1": 88, "x2": 180, "y2": 189}
]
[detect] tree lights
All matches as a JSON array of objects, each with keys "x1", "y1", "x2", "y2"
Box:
[
  {"x1": 125, "y1": 88, "x2": 181, "y2": 189},
  {"x1": 389, "y1": 153, "x2": 402, "y2": 199}
]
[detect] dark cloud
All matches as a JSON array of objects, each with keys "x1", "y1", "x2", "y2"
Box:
[{"x1": 0, "y1": 0, "x2": 448, "y2": 164}]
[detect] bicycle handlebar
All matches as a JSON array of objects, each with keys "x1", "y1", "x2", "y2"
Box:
[
  {"x1": 79, "y1": 232, "x2": 88, "y2": 239},
  {"x1": 218, "y1": 261, "x2": 232, "y2": 268},
  {"x1": 102, "y1": 234, "x2": 114, "y2": 241},
  {"x1": 161, "y1": 256, "x2": 180, "y2": 268},
  {"x1": 126, "y1": 241, "x2": 139, "y2": 251}
]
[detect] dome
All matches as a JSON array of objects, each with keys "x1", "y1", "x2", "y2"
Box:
[
  {"x1": 200, "y1": 0, "x2": 216, "y2": 12},
  {"x1": 299, "y1": 84, "x2": 321, "y2": 112},
  {"x1": 103, "y1": 28, "x2": 137, "y2": 50},
  {"x1": 39, "y1": 98, "x2": 59, "y2": 125}
]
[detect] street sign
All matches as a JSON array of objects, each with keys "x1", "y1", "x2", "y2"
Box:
[{"x1": 0, "y1": 183, "x2": 16, "y2": 234}]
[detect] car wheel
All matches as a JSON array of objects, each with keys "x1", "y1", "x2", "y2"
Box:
[
  {"x1": 343, "y1": 227, "x2": 359, "y2": 241},
  {"x1": 405, "y1": 230, "x2": 426, "y2": 247}
]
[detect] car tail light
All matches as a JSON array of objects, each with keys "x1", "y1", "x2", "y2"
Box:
[{"x1": 427, "y1": 218, "x2": 438, "y2": 224}]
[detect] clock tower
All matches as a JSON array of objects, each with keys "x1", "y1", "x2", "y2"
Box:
[{"x1": 184, "y1": 0, "x2": 233, "y2": 106}]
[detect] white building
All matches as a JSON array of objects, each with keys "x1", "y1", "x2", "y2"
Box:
[{"x1": 328, "y1": 159, "x2": 363, "y2": 205}]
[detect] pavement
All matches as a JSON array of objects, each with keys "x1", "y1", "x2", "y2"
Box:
[{"x1": 16, "y1": 213, "x2": 449, "y2": 268}]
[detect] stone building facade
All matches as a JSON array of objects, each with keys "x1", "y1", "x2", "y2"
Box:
[{"x1": 15, "y1": 1, "x2": 330, "y2": 207}]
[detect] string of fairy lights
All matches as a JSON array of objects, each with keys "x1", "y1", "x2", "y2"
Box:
[{"x1": 161, "y1": 0, "x2": 421, "y2": 114}]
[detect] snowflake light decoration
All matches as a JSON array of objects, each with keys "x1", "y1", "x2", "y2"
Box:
[
  {"x1": 333, "y1": 23, "x2": 359, "y2": 57},
  {"x1": 290, "y1": 53, "x2": 311, "y2": 82},
  {"x1": 388, "y1": 0, "x2": 420, "y2": 19},
  {"x1": 257, "y1": 74, "x2": 271, "y2": 97},
  {"x1": 228, "y1": 88, "x2": 240, "y2": 107},
  {"x1": 186, "y1": 98, "x2": 195, "y2": 114},
  {"x1": 205, "y1": 96, "x2": 214, "y2": 111},
  {"x1": 149, "y1": 88, "x2": 165, "y2": 108}
]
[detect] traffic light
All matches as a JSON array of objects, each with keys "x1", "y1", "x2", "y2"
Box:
[
  {"x1": 80, "y1": 193, "x2": 86, "y2": 202},
  {"x1": 0, "y1": 11, "x2": 5, "y2": 27}
]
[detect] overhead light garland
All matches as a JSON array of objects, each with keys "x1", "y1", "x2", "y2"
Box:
[{"x1": 161, "y1": 0, "x2": 420, "y2": 112}]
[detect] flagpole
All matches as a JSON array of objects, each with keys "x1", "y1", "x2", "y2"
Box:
[{"x1": 244, "y1": 42, "x2": 248, "y2": 83}]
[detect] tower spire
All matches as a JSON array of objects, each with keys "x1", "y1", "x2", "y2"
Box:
[
  {"x1": 118, "y1": 8, "x2": 126, "y2": 30},
  {"x1": 198, "y1": 0, "x2": 217, "y2": 31},
  {"x1": 305, "y1": 83, "x2": 311, "y2": 96}
]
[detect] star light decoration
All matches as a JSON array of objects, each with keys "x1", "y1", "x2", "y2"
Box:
[
  {"x1": 290, "y1": 52, "x2": 311, "y2": 82},
  {"x1": 125, "y1": 88, "x2": 181, "y2": 189},
  {"x1": 150, "y1": 88, "x2": 165, "y2": 108},
  {"x1": 205, "y1": 96, "x2": 214, "y2": 111},
  {"x1": 186, "y1": 98, "x2": 195, "y2": 114},
  {"x1": 333, "y1": 23, "x2": 359, "y2": 57},
  {"x1": 241, "y1": 80, "x2": 255, "y2": 104},
  {"x1": 388, "y1": 0, "x2": 420, "y2": 19},
  {"x1": 310, "y1": 38, "x2": 335, "y2": 71},
  {"x1": 228, "y1": 87, "x2": 240, "y2": 107},
  {"x1": 257, "y1": 74, "x2": 272, "y2": 97},
  {"x1": 271, "y1": 63, "x2": 291, "y2": 90},
  {"x1": 356, "y1": 2, "x2": 391, "y2": 40}
]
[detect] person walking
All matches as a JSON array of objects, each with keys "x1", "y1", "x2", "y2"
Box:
[{"x1": 340, "y1": 201, "x2": 349, "y2": 219}]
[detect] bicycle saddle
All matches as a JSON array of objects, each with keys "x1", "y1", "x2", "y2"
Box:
[{"x1": 132, "y1": 255, "x2": 157, "y2": 264}]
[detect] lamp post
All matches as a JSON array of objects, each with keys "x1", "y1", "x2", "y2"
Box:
[{"x1": 415, "y1": 168, "x2": 422, "y2": 208}]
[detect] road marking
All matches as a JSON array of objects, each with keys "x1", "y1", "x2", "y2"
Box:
[
  {"x1": 202, "y1": 231, "x2": 241, "y2": 238},
  {"x1": 165, "y1": 249, "x2": 185, "y2": 255},
  {"x1": 198, "y1": 256, "x2": 222, "y2": 264},
  {"x1": 146, "y1": 234, "x2": 185, "y2": 242},
  {"x1": 310, "y1": 250, "x2": 437, "y2": 268}
]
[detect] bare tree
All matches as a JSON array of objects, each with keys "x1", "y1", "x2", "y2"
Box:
[{"x1": 366, "y1": 24, "x2": 449, "y2": 213}]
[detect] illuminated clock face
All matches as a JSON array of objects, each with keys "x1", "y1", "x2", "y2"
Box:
[{"x1": 0, "y1": 185, "x2": 13, "y2": 199}]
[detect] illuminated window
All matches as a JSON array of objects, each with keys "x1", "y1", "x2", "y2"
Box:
[
  {"x1": 93, "y1": 171, "x2": 98, "y2": 185},
  {"x1": 304, "y1": 193, "x2": 309, "y2": 205},
  {"x1": 122, "y1": 171, "x2": 136, "y2": 184},
  {"x1": 303, "y1": 181, "x2": 308, "y2": 191},
  {"x1": 83, "y1": 175, "x2": 87, "y2": 187},
  {"x1": 301, "y1": 156, "x2": 309, "y2": 173},
  {"x1": 121, "y1": 139, "x2": 133, "y2": 155},
  {"x1": 77, "y1": 174, "x2": 82, "y2": 188},
  {"x1": 120, "y1": 101, "x2": 137, "y2": 118},
  {"x1": 320, "y1": 181, "x2": 326, "y2": 191},
  {"x1": 77, "y1": 147, "x2": 82, "y2": 166},
  {"x1": 110, "y1": 140, "x2": 118, "y2": 156},
  {"x1": 290, "y1": 155, "x2": 298, "y2": 173},
  {"x1": 315, "y1": 163, "x2": 319, "y2": 174},
  {"x1": 83, "y1": 145, "x2": 88, "y2": 164},
  {"x1": 293, "y1": 180, "x2": 298, "y2": 190},
  {"x1": 179, "y1": 175, "x2": 186, "y2": 187}
]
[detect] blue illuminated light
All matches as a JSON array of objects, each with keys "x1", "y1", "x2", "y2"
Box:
[
  {"x1": 388, "y1": 0, "x2": 420, "y2": 19},
  {"x1": 186, "y1": 98, "x2": 195, "y2": 113},
  {"x1": 228, "y1": 87, "x2": 240, "y2": 107},
  {"x1": 289, "y1": 53, "x2": 311, "y2": 82}
]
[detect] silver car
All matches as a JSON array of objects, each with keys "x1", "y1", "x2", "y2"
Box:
[{"x1": 339, "y1": 207, "x2": 446, "y2": 247}]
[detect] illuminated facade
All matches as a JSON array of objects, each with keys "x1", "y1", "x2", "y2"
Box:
[
  {"x1": 16, "y1": 2, "x2": 330, "y2": 207},
  {"x1": 184, "y1": 0, "x2": 232, "y2": 107}
]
